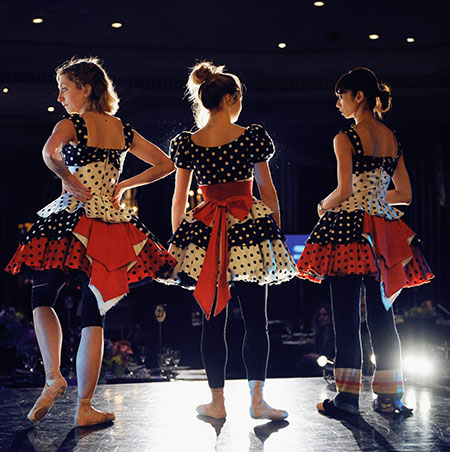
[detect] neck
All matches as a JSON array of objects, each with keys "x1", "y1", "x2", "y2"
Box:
[
  {"x1": 354, "y1": 108, "x2": 375, "y2": 125},
  {"x1": 205, "y1": 109, "x2": 233, "y2": 128}
]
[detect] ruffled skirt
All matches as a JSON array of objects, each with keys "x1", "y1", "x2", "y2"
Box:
[
  {"x1": 6, "y1": 211, "x2": 177, "y2": 314},
  {"x1": 159, "y1": 198, "x2": 298, "y2": 289},
  {"x1": 297, "y1": 211, "x2": 434, "y2": 305}
]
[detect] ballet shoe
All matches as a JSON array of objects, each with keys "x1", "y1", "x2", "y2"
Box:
[
  {"x1": 196, "y1": 387, "x2": 226, "y2": 419},
  {"x1": 27, "y1": 368, "x2": 67, "y2": 423},
  {"x1": 74, "y1": 397, "x2": 115, "y2": 427},
  {"x1": 249, "y1": 380, "x2": 288, "y2": 421}
]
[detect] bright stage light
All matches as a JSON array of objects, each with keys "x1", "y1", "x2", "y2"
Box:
[
  {"x1": 111, "y1": 22, "x2": 123, "y2": 29},
  {"x1": 370, "y1": 353, "x2": 376, "y2": 365},
  {"x1": 406, "y1": 37, "x2": 415, "y2": 43},
  {"x1": 403, "y1": 355, "x2": 433, "y2": 377},
  {"x1": 2, "y1": 87, "x2": 8, "y2": 94},
  {"x1": 32, "y1": 18, "x2": 44, "y2": 24},
  {"x1": 47, "y1": 106, "x2": 55, "y2": 112},
  {"x1": 317, "y1": 355, "x2": 327, "y2": 367},
  {"x1": 278, "y1": 42, "x2": 287, "y2": 49},
  {"x1": 314, "y1": 1, "x2": 325, "y2": 6},
  {"x1": 369, "y1": 34, "x2": 380, "y2": 40}
]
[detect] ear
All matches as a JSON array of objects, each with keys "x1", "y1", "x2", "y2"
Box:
[
  {"x1": 355, "y1": 90, "x2": 365, "y2": 104},
  {"x1": 224, "y1": 93, "x2": 235, "y2": 106},
  {"x1": 83, "y1": 84, "x2": 92, "y2": 98}
]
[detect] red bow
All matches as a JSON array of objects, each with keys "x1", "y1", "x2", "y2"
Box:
[{"x1": 193, "y1": 195, "x2": 253, "y2": 319}]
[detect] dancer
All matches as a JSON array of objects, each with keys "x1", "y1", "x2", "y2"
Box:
[
  {"x1": 297, "y1": 67, "x2": 434, "y2": 417},
  {"x1": 6, "y1": 57, "x2": 176, "y2": 426},
  {"x1": 163, "y1": 61, "x2": 298, "y2": 420}
]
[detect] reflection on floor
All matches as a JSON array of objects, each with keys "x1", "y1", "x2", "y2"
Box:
[{"x1": 1, "y1": 377, "x2": 450, "y2": 452}]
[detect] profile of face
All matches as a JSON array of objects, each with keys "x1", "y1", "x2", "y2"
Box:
[
  {"x1": 57, "y1": 73, "x2": 91, "y2": 114},
  {"x1": 336, "y1": 90, "x2": 360, "y2": 119},
  {"x1": 318, "y1": 308, "x2": 331, "y2": 327}
]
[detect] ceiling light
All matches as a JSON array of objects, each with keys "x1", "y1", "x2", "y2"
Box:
[
  {"x1": 313, "y1": 1, "x2": 325, "y2": 6},
  {"x1": 2, "y1": 87, "x2": 8, "y2": 93},
  {"x1": 111, "y1": 22, "x2": 123, "y2": 29},
  {"x1": 32, "y1": 18, "x2": 44, "y2": 24},
  {"x1": 369, "y1": 34, "x2": 380, "y2": 40},
  {"x1": 47, "y1": 106, "x2": 55, "y2": 112},
  {"x1": 406, "y1": 37, "x2": 415, "y2": 43},
  {"x1": 278, "y1": 42, "x2": 287, "y2": 49}
]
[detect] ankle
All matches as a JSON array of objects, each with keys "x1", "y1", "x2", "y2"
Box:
[{"x1": 45, "y1": 367, "x2": 63, "y2": 381}]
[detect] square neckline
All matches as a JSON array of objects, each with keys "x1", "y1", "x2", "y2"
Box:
[
  {"x1": 349, "y1": 126, "x2": 400, "y2": 160},
  {"x1": 66, "y1": 113, "x2": 130, "y2": 151}
]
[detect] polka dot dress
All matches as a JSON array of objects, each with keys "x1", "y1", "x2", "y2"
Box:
[
  {"x1": 6, "y1": 114, "x2": 177, "y2": 309},
  {"x1": 159, "y1": 125, "x2": 298, "y2": 289},
  {"x1": 297, "y1": 127, "x2": 434, "y2": 300}
]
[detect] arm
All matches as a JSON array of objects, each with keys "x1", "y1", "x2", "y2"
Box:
[
  {"x1": 254, "y1": 161, "x2": 281, "y2": 228},
  {"x1": 112, "y1": 130, "x2": 175, "y2": 209},
  {"x1": 171, "y1": 168, "x2": 193, "y2": 233},
  {"x1": 318, "y1": 132, "x2": 353, "y2": 217},
  {"x1": 385, "y1": 154, "x2": 412, "y2": 205},
  {"x1": 42, "y1": 120, "x2": 92, "y2": 201}
]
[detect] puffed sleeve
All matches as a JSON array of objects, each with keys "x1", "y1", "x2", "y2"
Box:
[
  {"x1": 169, "y1": 132, "x2": 194, "y2": 170},
  {"x1": 248, "y1": 124, "x2": 276, "y2": 164}
]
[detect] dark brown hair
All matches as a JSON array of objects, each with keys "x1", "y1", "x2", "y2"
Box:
[
  {"x1": 186, "y1": 61, "x2": 242, "y2": 127},
  {"x1": 56, "y1": 57, "x2": 119, "y2": 115},
  {"x1": 335, "y1": 67, "x2": 392, "y2": 119}
]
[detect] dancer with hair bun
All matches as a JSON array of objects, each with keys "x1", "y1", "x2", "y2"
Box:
[
  {"x1": 297, "y1": 67, "x2": 434, "y2": 417},
  {"x1": 6, "y1": 57, "x2": 176, "y2": 426},
  {"x1": 163, "y1": 61, "x2": 297, "y2": 420}
]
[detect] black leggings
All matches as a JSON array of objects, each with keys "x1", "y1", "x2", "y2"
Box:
[
  {"x1": 31, "y1": 269, "x2": 104, "y2": 329},
  {"x1": 200, "y1": 281, "x2": 269, "y2": 388}
]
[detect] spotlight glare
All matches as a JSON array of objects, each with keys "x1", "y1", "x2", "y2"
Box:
[
  {"x1": 32, "y1": 18, "x2": 44, "y2": 24},
  {"x1": 2, "y1": 87, "x2": 8, "y2": 93},
  {"x1": 369, "y1": 34, "x2": 380, "y2": 40},
  {"x1": 111, "y1": 22, "x2": 123, "y2": 29},
  {"x1": 278, "y1": 42, "x2": 287, "y2": 49},
  {"x1": 317, "y1": 355, "x2": 328, "y2": 367},
  {"x1": 406, "y1": 37, "x2": 415, "y2": 43},
  {"x1": 370, "y1": 353, "x2": 376, "y2": 365},
  {"x1": 47, "y1": 106, "x2": 55, "y2": 112},
  {"x1": 120, "y1": 203, "x2": 126, "y2": 209},
  {"x1": 313, "y1": 1, "x2": 325, "y2": 6}
]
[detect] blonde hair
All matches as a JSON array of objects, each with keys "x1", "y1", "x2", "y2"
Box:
[
  {"x1": 56, "y1": 56, "x2": 120, "y2": 115},
  {"x1": 186, "y1": 61, "x2": 242, "y2": 128}
]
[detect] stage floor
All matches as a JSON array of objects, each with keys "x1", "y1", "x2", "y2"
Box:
[{"x1": 1, "y1": 377, "x2": 450, "y2": 452}]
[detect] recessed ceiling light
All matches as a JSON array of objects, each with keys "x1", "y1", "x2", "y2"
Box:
[
  {"x1": 278, "y1": 42, "x2": 287, "y2": 49},
  {"x1": 406, "y1": 37, "x2": 415, "y2": 43},
  {"x1": 2, "y1": 87, "x2": 8, "y2": 93},
  {"x1": 369, "y1": 34, "x2": 380, "y2": 40},
  {"x1": 47, "y1": 106, "x2": 55, "y2": 112},
  {"x1": 32, "y1": 18, "x2": 44, "y2": 24},
  {"x1": 314, "y1": 1, "x2": 325, "y2": 6},
  {"x1": 111, "y1": 22, "x2": 123, "y2": 28}
]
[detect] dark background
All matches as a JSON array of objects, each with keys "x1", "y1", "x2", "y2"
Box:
[{"x1": 0, "y1": 1, "x2": 449, "y2": 371}]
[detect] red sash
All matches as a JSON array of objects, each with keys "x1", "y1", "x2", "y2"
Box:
[{"x1": 193, "y1": 181, "x2": 253, "y2": 319}]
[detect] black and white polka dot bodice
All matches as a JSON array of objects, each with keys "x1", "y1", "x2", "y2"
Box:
[
  {"x1": 336, "y1": 127, "x2": 403, "y2": 220},
  {"x1": 37, "y1": 114, "x2": 136, "y2": 223},
  {"x1": 169, "y1": 124, "x2": 275, "y2": 185}
]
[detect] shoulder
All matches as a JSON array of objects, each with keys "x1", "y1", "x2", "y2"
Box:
[
  {"x1": 247, "y1": 124, "x2": 270, "y2": 137},
  {"x1": 53, "y1": 118, "x2": 77, "y2": 134},
  {"x1": 334, "y1": 130, "x2": 352, "y2": 146},
  {"x1": 171, "y1": 131, "x2": 191, "y2": 147}
]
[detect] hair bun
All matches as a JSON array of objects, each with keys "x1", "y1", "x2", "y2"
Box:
[{"x1": 191, "y1": 62, "x2": 217, "y2": 85}]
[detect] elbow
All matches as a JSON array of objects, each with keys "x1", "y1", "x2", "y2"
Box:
[
  {"x1": 404, "y1": 193, "x2": 412, "y2": 206},
  {"x1": 165, "y1": 160, "x2": 175, "y2": 176}
]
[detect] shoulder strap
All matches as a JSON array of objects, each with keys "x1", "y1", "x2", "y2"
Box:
[
  {"x1": 342, "y1": 127, "x2": 364, "y2": 155},
  {"x1": 63, "y1": 114, "x2": 88, "y2": 145},
  {"x1": 392, "y1": 130, "x2": 402, "y2": 158},
  {"x1": 122, "y1": 121, "x2": 134, "y2": 149}
]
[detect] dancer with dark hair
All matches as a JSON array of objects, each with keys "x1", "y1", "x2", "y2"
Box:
[
  {"x1": 297, "y1": 67, "x2": 434, "y2": 417},
  {"x1": 162, "y1": 61, "x2": 297, "y2": 420},
  {"x1": 6, "y1": 57, "x2": 176, "y2": 426}
]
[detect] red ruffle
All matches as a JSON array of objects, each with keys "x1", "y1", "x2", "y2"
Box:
[
  {"x1": 6, "y1": 216, "x2": 177, "y2": 305},
  {"x1": 297, "y1": 213, "x2": 434, "y2": 297}
]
